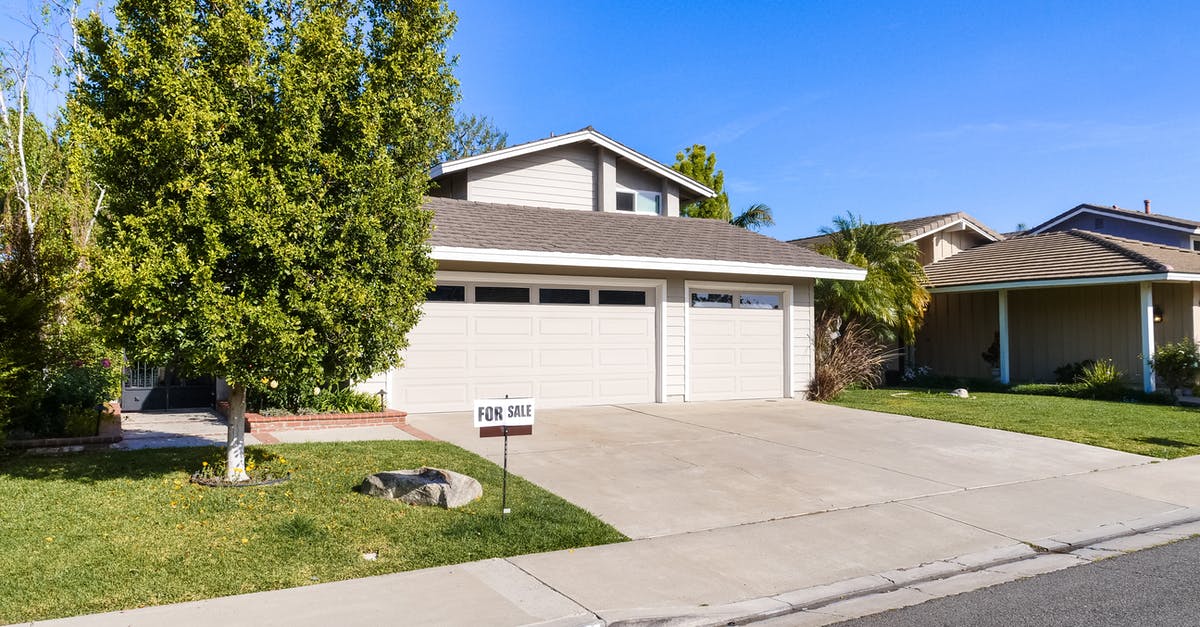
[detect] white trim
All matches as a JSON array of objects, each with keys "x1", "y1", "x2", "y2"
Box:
[
  {"x1": 1030, "y1": 206, "x2": 1200, "y2": 236},
  {"x1": 901, "y1": 218, "x2": 1000, "y2": 244},
  {"x1": 683, "y1": 280, "x2": 794, "y2": 401},
  {"x1": 927, "y1": 272, "x2": 1200, "y2": 293},
  {"x1": 433, "y1": 246, "x2": 867, "y2": 281},
  {"x1": 436, "y1": 270, "x2": 664, "y2": 288},
  {"x1": 431, "y1": 128, "x2": 717, "y2": 199},
  {"x1": 1141, "y1": 282, "x2": 1156, "y2": 393},
  {"x1": 656, "y1": 280, "x2": 667, "y2": 403},
  {"x1": 998, "y1": 289, "x2": 1010, "y2": 385}
]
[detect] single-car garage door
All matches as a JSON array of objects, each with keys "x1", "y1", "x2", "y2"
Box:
[
  {"x1": 390, "y1": 282, "x2": 657, "y2": 413},
  {"x1": 688, "y1": 288, "x2": 786, "y2": 401}
]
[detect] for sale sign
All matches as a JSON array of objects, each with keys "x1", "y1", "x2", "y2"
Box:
[{"x1": 473, "y1": 397, "x2": 536, "y2": 428}]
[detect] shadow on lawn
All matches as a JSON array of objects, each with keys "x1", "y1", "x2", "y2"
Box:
[
  {"x1": 1134, "y1": 436, "x2": 1199, "y2": 449},
  {"x1": 0, "y1": 446, "x2": 222, "y2": 483}
]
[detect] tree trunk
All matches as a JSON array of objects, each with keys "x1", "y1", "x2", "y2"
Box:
[{"x1": 226, "y1": 383, "x2": 250, "y2": 482}]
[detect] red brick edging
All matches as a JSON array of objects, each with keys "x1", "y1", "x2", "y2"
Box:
[{"x1": 244, "y1": 409, "x2": 408, "y2": 433}]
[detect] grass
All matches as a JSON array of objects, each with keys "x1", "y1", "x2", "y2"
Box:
[
  {"x1": 830, "y1": 388, "x2": 1200, "y2": 459},
  {"x1": 0, "y1": 441, "x2": 626, "y2": 624}
]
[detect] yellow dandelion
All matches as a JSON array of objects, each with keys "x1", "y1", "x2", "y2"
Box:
[
  {"x1": 241, "y1": 538, "x2": 248, "y2": 544},
  {"x1": 44, "y1": 536, "x2": 54, "y2": 542}
]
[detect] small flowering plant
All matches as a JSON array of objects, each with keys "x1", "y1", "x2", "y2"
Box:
[{"x1": 191, "y1": 450, "x2": 292, "y2": 487}]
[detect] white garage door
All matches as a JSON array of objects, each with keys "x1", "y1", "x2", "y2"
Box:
[
  {"x1": 390, "y1": 283, "x2": 657, "y2": 413},
  {"x1": 688, "y1": 289, "x2": 785, "y2": 401}
]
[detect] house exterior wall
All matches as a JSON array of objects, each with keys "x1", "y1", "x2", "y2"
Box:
[
  {"x1": 466, "y1": 144, "x2": 597, "y2": 211},
  {"x1": 1154, "y1": 282, "x2": 1195, "y2": 347},
  {"x1": 1045, "y1": 212, "x2": 1190, "y2": 249},
  {"x1": 916, "y1": 291, "x2": 998, "y2": 380},
  {"x1": 428, "y1": 171, "x2": 468, "y2": 200},
  {"x1": 1007, "y1": 285, "x2": 1143, "y2": 382},
  {"x1": 915, "y1": 229, "x2": 989, "y2": 265},
  {"x1": 792, "y1": 280, "x2": 815, "y2": 395}
]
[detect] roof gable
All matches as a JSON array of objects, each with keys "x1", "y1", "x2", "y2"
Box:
[
  {"x1": 1028, "y1": 203, "x2": 1200, "y2": 235},
  {"x1": 430, "y1": 127, "x2": 716, "y2": 200}
]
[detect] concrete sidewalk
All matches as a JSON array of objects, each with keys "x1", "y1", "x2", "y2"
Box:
[{"x1": 40, "y1": 401, "x2": 1200, "y2": 626}]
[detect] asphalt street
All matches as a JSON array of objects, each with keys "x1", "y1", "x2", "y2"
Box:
[{"x1": 835, "y1": 536, "x2": 1200, "y2": 627}]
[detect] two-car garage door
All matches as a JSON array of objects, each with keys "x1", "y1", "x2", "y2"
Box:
[
  {"x1": 385, "y1": 277, "x2": 791, "y2": 413},
  {"x1": 389, "y1": 282, "x2": 657, "y2": 413}
]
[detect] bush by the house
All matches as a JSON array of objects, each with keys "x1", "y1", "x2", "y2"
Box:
[
  {"x1": 250, "y1": 382, "x2": 384, "y2": 415},
  {"x1": 810, "y1": 315, "x2": 892, "y2": 401},
  {"x1": 1075, "y1": 358, "x2": 1126, "y2": 399},
  {"x1": 1149, "y1": 338, "x2": 1200, "y2": 396},
  {"x1": 1008, "y1": 382, "x2": 1173, "y2": 405},
  {"x1": 1053, "y1": 359, "x2": 1095, "y2": 384}
]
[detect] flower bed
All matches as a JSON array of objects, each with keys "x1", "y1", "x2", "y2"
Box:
[{"x1": 215, "y1": 401, "x2": 407, "y2": 432}]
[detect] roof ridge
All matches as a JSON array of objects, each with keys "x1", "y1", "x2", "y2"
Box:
[{"x1": 1069, "y1": 230, "x2": 1171, "y2": 272}]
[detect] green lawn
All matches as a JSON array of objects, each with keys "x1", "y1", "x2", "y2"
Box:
[
  {"x1": 830, "y1": 388, "x2": 1200, "y2": 459},
  {"x1": 0, "y1": 441, "x2": 626, "y2": 624}
]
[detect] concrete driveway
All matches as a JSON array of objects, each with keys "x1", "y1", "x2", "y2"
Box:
[{"x1": 406, "y1": 398, "x2": 1156, "y2": 540}]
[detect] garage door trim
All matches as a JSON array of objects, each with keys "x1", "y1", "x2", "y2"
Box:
[{"x1": 683, "y1": 280, "x2": 794, "y2": 401}]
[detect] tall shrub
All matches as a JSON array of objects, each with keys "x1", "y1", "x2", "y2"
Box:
[{"x1": 1149, "y1": 339, "x2": 1200, "y2": 396}]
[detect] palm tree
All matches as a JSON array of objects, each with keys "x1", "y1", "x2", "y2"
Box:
[
  {"x1": 729, "y1": 203, "x2": 775, "y2": 231},
  {"x1": 814, "y1": 213, "x2": 929, "y2": 344}
]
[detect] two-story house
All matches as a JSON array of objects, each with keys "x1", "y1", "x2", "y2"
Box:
[{"x1": 351, "y1": 128, "x2": 865, "y2": 413}]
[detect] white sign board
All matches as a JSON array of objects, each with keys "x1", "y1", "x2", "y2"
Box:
[{"x1": 473, "y1": 397, "x2": 536, "y2": 428}]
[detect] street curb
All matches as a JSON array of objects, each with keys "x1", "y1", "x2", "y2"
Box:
[{"x1": 606, "y1": 507, "x2": 1200, "y2": 627}]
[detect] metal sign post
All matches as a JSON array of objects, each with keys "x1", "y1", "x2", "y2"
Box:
[{"x1": 474, "y1": 396, "x2": 535, "y2": 517}]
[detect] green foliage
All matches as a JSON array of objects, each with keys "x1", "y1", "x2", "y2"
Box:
[
  {"x1": 251, "y1": 383, "x2": 383, "y2": 415},
  {"x1": 73, "y1": 0, "x2": 459, "y2": 397},
  {"x1": 809, "y1": 313, "x2": 891, "y2": 401},
  {"x1": 814, "y1": 213, "x2": 930, "y2": 344},
  {"x1": 439, "y1": 112, "x2": 507, "y2": 162},
  {"x1": 671, "y1": 144, "x2": 731, "y2": 221},
  {"x1": 1076, "y1": 358, "x2": 1124, "y2": 395},
  {"x1": 1053, "y1": 359, "x2": 1094, "y2": 384},
  {"x1": 1149, "y1": 338, "x2": 1200, "y2": 395},
  {"x1": 730, "y1": 202, "x2": 775, "y2": 231}
]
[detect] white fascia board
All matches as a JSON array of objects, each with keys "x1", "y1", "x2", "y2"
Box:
[
  {"x1": 1030, "y1": 207, "x2": 1200, "y2": 236},
  {"x1": 928, "y1": 272, "x2": 1177, "y2": 293},
  {"x1": 902, "y1": 219, "x2": 1000, "y2": 244},
  {"x1": 430, "y1": 129, "x2": 717, "y2": 199},
  {"x1": 432, "y1": 246, "x2": 867, "y2": 281}
]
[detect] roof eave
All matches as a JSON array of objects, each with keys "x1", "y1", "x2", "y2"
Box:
[
  {"x1": 926, "y1": 271, "x2": 1200, "y2": 293},
  {"x1": 431, "y1": 246, "x2": 867, "y2": 281}
]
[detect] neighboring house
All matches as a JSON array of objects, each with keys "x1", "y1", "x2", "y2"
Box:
[
  {"x1": 348, "y1": 128, "x2": 865, "y2": 413},
  {"x1": 792, "y1": 203, "x2": 1200, "y2": 393},
  {"x1": 1028, "y1": 202, "x2": 1200, "y2": 251},
  {"x1": 919, "y1": 230, "x2": 1200, "y2": 392}
]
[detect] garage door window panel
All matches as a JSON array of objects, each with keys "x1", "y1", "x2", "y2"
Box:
[
  {"x1": 691, "y1": 292, "x2": 733, "y2": 308},
  {"x1": 539, "y1": 288, "x2": 591, "y2": 304},
  {"x1": 740, "y1": 293, "x2": 781, "y2": 310},
  {"x1": 475, "y1": 286, "x2": 531, "y2": 303},
  {"x1": 598, "y1": 290, "x2": 647, "y2": 306},
  {"x1": 427, "y1": 285, "x2": 466, "y2": 302}
]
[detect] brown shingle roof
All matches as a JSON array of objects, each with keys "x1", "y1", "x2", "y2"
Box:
[
  {"x1": 924, "y1": 230, "x2": 1200, "y2": 288},
  {"x1": 789, "y1": 211, "x2": 1003, "y2": 248},
  {"x1": 1029, "y1": 203, "x2": 1200, "y2": 233},
  {"x1": 425, "y1": 197, "x2": 860, "y2": 272}
]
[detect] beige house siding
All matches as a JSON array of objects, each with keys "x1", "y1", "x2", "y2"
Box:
[
  {"x1": 1008, "y1": 285, "x2": 1143, "y2": 382},
  {"x1": 916, "y1": 291, "x2": 998, "y2": 379},
  {"x1": 792, "y1": 280, "x2": 815, "y2": 395},
  {"x1": 664, "y1": 279, "x2": 687, "y2": 401},
  {"x1": 1153, "y1": 282, "x2": 1194, "y2": 347},
  {"x1": 467, "y1": 144, "x2": 597, "y2": 211},
  {"x1": 917, "y1": 229, "x2": 989, "y2": 266}
]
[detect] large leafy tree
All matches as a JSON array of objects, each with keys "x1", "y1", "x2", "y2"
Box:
[
  {"x1": 671, "y1": 144, "x2": 774, "y2": 230},
  {"x1": 439, "y1": 112, "x2": 507, "y2": 162},
  {"x1": 672, "y1": 144, "x2": 730, "y2": 221},
  {"x1": 72, "y1": 0, "x2": 458, "y2": 479},
  {"x1": 814, "y1": 213, "x2": 929, "y2": 344}
]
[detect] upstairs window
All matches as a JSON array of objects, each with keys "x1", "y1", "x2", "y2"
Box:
[{"x1": 616, "y1": 191, "x2": 662, "y2": 215}]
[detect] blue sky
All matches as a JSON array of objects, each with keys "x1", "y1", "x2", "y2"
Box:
[
  {"x1": 449, "y1": 0, "x2": 1200, "y2": 238},
  {"x1": 6, "y1": 1, "x2": 1200, "y2": 239}
]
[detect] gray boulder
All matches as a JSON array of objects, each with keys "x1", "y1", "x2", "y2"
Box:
[
  {"x1": 949, "y1": 388, "x2": 970, "y2": 398},
  {"x1": 360, "y1": 467, "x2": 482, "y2": 508}
]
